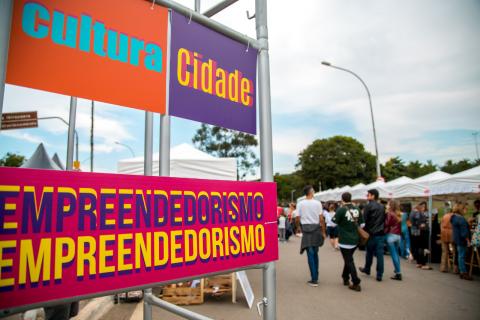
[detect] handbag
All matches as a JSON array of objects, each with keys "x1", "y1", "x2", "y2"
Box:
[
  {"x1": 357, "y1": 225, "x2": 370, "y2": 246},
  {"x1": 349, "y1": 209, "x2": 369, "y2": 246}
]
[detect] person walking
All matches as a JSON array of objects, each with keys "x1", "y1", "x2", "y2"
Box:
[
  {"x1": 440, "y1": 207, "x2": 454, "y2": 273},
  {"x1": 359, "y1": 189, "x2": 385, "y2": 281},
  {"x1": 324, "y1": 203, "x2": 339, "y2": 250},
  {"x1": 385, "y1": 200, "x2": 403, "y2": 280},
  {"x1": 297, "y1": 185, "x2": 326, "y2": 287},
  {"x1": 278, "y1": 213, "x2": 286, "y2": 242},
  {"x1": 399, "y1": 204, "x2": 412, "y2": 260},
  {"x1": 450, "y1": 203, "x2": 473, "y2": 280},
  {"x1": 410, "y1": 202, "x2": 432, "y2": 270},
  {"x1": 333, "y1": 192, "x2": 363, "y2": 292}
]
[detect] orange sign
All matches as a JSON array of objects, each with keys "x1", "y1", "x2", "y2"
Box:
[{"x1": 6, "y1": 0, "x2": 168, "y2": 114}]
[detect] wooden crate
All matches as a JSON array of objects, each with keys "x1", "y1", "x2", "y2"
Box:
[
  {"x1": 204, "y1": 273, "x2": 236, "y2": 303},
  {"x1": 160, "y1": 280, "x2": 204, "y2": 305}
]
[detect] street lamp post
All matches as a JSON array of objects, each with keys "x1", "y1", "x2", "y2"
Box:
[
  {"x1": 38, "y1": 116, "x2": 79, "y2": 165},
  {"x1": 321, "y1": 61, "x2": 382, "y2": 179},
  {"x1": 290, "y1": 189, "x2": 296, "y2": 203},
  {"x1": 115, "y1": 141, "x2": 135, "y2": 157}
]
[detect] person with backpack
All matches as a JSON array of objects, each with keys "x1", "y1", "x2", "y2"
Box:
[{"x1": 333, "y1": 192, "x2": 363, "y2": 292}]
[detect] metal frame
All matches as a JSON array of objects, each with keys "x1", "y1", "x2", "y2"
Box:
[
  {"x1": 202, "y1": 0, "x2": 238, "y2": 18},
  {"x1": 0, "y1": 0, "x2": 276, "y2": 318}
]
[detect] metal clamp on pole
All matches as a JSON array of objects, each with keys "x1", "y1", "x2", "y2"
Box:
[{"x1": 256, "y1": 297, "x2": 268, "y2": 317}]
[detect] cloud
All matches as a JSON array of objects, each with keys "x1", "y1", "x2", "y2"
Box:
[{"x1": 1, "y1": 130, "x2": 50, "y2": 146}]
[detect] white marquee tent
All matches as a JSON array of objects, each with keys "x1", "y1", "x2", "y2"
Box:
[
  {"x1": 297, "y1": 168, "x2": 480, "y2": 203},
  {"x1": 430, "y1": 166, "x2": 480, "y2": 196},
  {"x1": 117, "y1": 143, "x2": 237, "y2": 180}
]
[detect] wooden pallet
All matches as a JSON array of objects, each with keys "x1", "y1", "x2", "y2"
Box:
[
  {"x1": 160, "y1": 279, "x2": 204, "y2": 305},
  {"x1": 204, "y1": 273, "x2": 236, "y2": 303}
]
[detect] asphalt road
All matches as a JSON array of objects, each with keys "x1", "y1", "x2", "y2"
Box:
[{"x1": 101, "y1": 236, "x2": 480, "y2": 320}]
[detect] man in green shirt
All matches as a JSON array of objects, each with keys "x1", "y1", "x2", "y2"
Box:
[{"x1": 333, "y1": 192, "x2": 364, "y2": 292}]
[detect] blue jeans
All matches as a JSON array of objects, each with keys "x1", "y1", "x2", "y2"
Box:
[
  {"x1": 457, "y1": 245, "x2": 467, "y2": 273},
  {"x1": 400, "y1": 229, "x2": 411, "y2": 258},
  {"x1": 386, "y1": 234, "x2": 402, "y2": 274},
  {"x1": 306, "y1": 246, "x2": 319, "y2": 282},
  {"x1": 363, "y1": 235, "x2": 385, "y2": 278}
]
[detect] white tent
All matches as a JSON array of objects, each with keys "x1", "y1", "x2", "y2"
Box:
[
  {"x1": 351, "y1": 180, "x2": 386, "y2": 201},
  {"x1": 378, "y1": 176, "x2": 413, "y2": 199},
  {"x1": 430, "y1": 166, "x2": 480, "y2": 196},
  {"x1": 117, "y1": 143, "x2": 237, "y2": 180},
  {"x1": 22, "y1": 143, "x2": 61, "y2": 170},
  {"x1": 386, "y1": 171, "x2": 451, "y2": 199}
]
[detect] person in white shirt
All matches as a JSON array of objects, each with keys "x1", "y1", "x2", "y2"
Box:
[
  {"x1": 296, "y1": 185, "x2": 326, "y2": 287},
  {"x1": 323, "y1": 203, "x2": 339, "y2": 250},
  {"x1": 278, "y1": 213, "x2": 287, "y2": 242}
]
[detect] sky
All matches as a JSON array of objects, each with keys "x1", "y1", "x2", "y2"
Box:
[{"x1": 1, "y1": 0, "x2": 479, "y2": 177}]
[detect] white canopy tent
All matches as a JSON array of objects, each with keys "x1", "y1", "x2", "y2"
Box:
[
  {"x1": 430, "y1": 166, "x2": 480, "y2": 197},
  {"x1": 351, "y1": 180, "x2": 386, "y2": 201},
  {"x1": 384, "y1": 171, "x2": 451, "y2": 199},
  {"x1": 117, "y1": 143, "x2": 237, "y2": 181}
]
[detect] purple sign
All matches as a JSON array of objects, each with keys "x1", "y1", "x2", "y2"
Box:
[{"x1": 169, "y1": 11, "x2": 257, "y2": 134}]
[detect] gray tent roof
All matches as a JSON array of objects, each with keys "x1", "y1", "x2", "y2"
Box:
[
  {"x1": 22, "y1": 143, "x2": 61, "y2": 170},
  {"x1": 51, "y1": 153, "x2": 65, "y2": 170}
]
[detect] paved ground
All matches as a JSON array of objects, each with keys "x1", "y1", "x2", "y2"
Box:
[{"x1": 100, "y1": 236, "x2": 480, "y2": 320}]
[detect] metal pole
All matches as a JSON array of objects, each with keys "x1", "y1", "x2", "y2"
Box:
[
  {"x1": 144, "y1": 6, "x2": 173, "y2": 320},
  {"x1": 145, "y1": 294, "x2": 213, "y2": 320},
  {"x1": 66, "y1": 97, "x2": 77, "y2": 170},
  {"x1": 321, "y1": 62, "x2": 381, "y2": 178},
  {"x1": 428, "y1": 194, "x2": 433, "y2": 264},
  {"x1": 290, "y1": 190, "x2": 295, "y2": 203},
  {"x1": 255, "y1": 0, "x2": 276, "y2": 319},
  {"x1": 203, "y1": 0, "x2": 238, "y2": 18},
  {"x1": 143, "y1": 111, "x2": 154, "y2": 320},
  {"x1": 90, "y1": 101, "x2": 94, "y2": 172},
  {"x1": 0, "y1": 0, "x2": 13, "y2": 131},
  {"x1": 194, "y1": 0, "x2": 200, "y2": 12}
]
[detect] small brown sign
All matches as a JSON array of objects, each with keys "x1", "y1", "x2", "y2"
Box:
[{"x1": 1, "y1": 111, "x2": 38, "y2": 130}]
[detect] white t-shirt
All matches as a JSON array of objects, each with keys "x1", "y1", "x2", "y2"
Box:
[
  {"x1": 297, "y1": 199, "x2": 322, "y2": 225},
  {"x1": 292, "y1": 209, "x2": 299, "y2": 219},
  {"x1": 278, "y1": 216, "x2": 286, "y2": 229},
  {"x1": 323, "y1": 210, "x2": 337, "y2": 227}
]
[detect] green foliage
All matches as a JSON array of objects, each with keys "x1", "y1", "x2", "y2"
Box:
[
  {"x1": 381, "y1": 156, "x2": 406, "y2": 181},
  {"x1": 192, "y1": 124, "x2": 259, "y2": 180},
  {"x1": 404, "y1": 160, "x2": 437, "y2": 179},
  {"x1": 440, "y1": 159, "x2": 480, "y2": 174},
  {"x1": 274, "y1": 171, "x2": 306, "y2": 205},
  {"x1": 296, "y1": 136, "x2": 376, "y2": 189},
  {"x1": 0, "y1": 152, "x2": 25, "y2": 167}
]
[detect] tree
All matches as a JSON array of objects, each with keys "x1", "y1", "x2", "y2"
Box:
[
  {"x1": 274, "y1": 171, "x2": 306, "y2": 205},
  {"x1": 381, "y1": 157, "x2": 406, "y2": 181},
  {"x1": 0, "y1": 152, "x2": 25, "y2": 167},
  {"x1": 296, "y1": 136, "x2": 376, "y2": 189},
  {"x1": 192, "y1": 124, "x2": 259, "y2": 180},
  {"x1": 404, "y1": 160, "x2": 437, "y2": 178},
  {"x1": 441, "y1": 159, "x2": 479, "y2": 174}
]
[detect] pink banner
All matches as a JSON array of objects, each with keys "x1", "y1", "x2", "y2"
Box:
[{"x1": 0, "y1": 167, "x2": 278, "y2": 312}]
